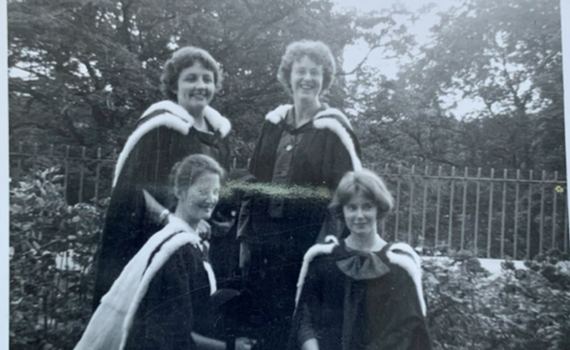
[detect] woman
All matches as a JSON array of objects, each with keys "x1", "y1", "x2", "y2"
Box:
[
  {"x1": 75, "y1": 155, "x2": 254, "y2": 350},
  {"x1": 237, "y1": 40, "x2": 361, "y2": 349},
  {"x1": 93, "y1": 46, "x2": 233, "y2": 308},
  {"x1": 290, "y1": 170, "x2": 432, "y2": 350}
]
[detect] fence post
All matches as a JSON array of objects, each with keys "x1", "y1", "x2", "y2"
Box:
[
  {"x1": 526, "y1": 170, "x2": 534, "y2": 259},
  {"x1": 500, "y1": 169, "x2": 507, "y2": 259},
  {"x1": 514, "y1": 170, "x2": 520, "y2": 259},
  {"x1": 78, "y1": 147, "x2": 86, "y2": 203},
  {"x1": 407, "y1": 165, "x2": 415, "y2": 244},
  {"x1": 460, "y1": 167, "x2": 468, "y2": 251},
  {"x1": 448, "y1": 166, "x2": 456, "y2": 251},
  {"x1": 551, "y1": 171, "x2": 559, "y2": 250},
  {"x1": 94, "y1": 148, "x2": 101, "y2": 203},
  {"x1": 539, "y1": 170, "x2": 546, "y2": 254},
  {"x1": 394, "y1": 164, "x2": 402, "y2": 241},
  {"x1": 474, "y1": 168, "x2": 482, "y2": 256},
  {"x1": 435, "y1": 166, "x2": 442, "y2": 250},
  {"x1": 487, "y1": 168, "x2": 495, "y2": 258},
  {"x1": 64, "y1": 146, "x2": 70, "y2": 200},
  {"x1": 421, "y1": 166, "x2": 429, "y2": 245}
]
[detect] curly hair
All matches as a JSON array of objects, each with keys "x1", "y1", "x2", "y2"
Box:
[
  {"x1": 277, "y1": 40, "x2": 336, "y2": 95},
  {"x1": 329, "y1": 169, "x2": 394, "y2": 220},
  {"x1": 160, "y1": 46, "x2": 223, "y2": 101}
]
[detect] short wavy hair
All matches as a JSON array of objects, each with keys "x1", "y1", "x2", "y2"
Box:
[
  {"x1": 170, "y1": 154, "x2": 225, "y2": 200},
  {"x1": 329, "y1": 169, "x2": 394, "y2": 220},
  {"x1": 277, "y1": 40, "x2": 336, "y2": 95},
  {"x1": 160, "y1": 46, "x2": 223, "y2": 102}
]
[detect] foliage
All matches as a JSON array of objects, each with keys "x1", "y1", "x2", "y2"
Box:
[
  {"x1": 424, "y1": 252, "x2": 570, "y2": 350},
  {"x1": 10, "y1": 167, "x2": 105, "y2": 350},
  {"x1": 8, "y1": 0, "x2": 414, "y2": 166},
  {"x1": 351, "y1": 0, "x2": 564, "y2": 174}
]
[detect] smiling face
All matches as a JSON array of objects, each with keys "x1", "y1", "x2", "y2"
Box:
[
  {"x1": 290, "y1": 56, "x2": 324, "y2": 104},
  {"x1": 176, "y1": 172, "x2": 220, "y2": 227},
  {"x1": 343, "y1": 191, "x2": 378, "y2": 238},
  {"x1": 175, "y1": 61, "x2": 216, "y2": 116}
]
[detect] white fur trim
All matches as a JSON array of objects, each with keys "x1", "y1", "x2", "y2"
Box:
[
  {"x1": 386, "y1": 243, "x2": 426, "y2": 316},
  {"x1": 141, "y1": 101, "x2": 231, "y2": 137},
  {"x1": 202, "y1": 261, "x2": 217, "y2": 295},
  {"x1": 314, "y1": 108, "x2": 353, "y2": 130},
  {"x1": 313, "y1": 118, "x2": 362, "y2": 171},
  {"x1": 119, "y1": 231, "x2": 204, "y2": 350},
  {"x1": 295, "y1": 235, "x2": 339, "y2": 307},
  {"x1": 113, "y1": 102, "x2": 230, "y2": 188},
  {"x1": 265, "y1": 104, "x2": 292, "y2": 124},
  {"x1": 141, "y1": 100, "x2": 194, "y2": 123},
  {"x1": 74, "y1": 223, "x2": 204, "y2": 350},
  {"x1": 112, "y1": 114, "x2": 190, "y2": 187}
]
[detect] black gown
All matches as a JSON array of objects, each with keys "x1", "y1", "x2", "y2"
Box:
[
  {"x1": 236, "y1": 104, "x2": 362, "y2": 349},
  {"x1": 291, "y1": 240, "x2": 432, "y2": 350},
  {"x1": 92, "y1": 100, "x2": 231, "y2": 309}
]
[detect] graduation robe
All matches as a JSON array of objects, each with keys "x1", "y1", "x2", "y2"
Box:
[
  {"x1": 291, "y1": 238, "x2": 432, "y2": 350},
  {"x1": 236, "y1": 104, "x2": 362, "y2": 349},
  {"x1": 92, "y1": 100, "x2": 231, "y2": 309}
]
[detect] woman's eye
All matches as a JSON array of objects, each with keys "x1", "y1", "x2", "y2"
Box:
[
  {"x1": 203, "y1": 76, "x2": 212, "y2": 83},
  {"x1": 184, "y1": 75, "x2": 197, "y2": 82}
]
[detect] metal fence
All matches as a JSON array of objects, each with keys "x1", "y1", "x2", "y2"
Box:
[{"x1": 9, "y1": 144, "x2": 569, "y2": 259}]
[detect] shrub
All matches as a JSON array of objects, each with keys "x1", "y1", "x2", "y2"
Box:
[
  {"x1": 10, "y1": 167, "x2": 106, "y2": 350},
  {"x1": 424, "y1": 252, "x2": 570, "y2": 350}
]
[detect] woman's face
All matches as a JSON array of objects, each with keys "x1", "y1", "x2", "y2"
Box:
[
  {"x1": 175, "y1": 61, "x2": 216, "y2": 116},
  {"x1": 290, "y1": 55, "x2": 324, "y2": 103},
  {"x1": 177, "y1": 172, "x2": 220, "y2": 226},
  {"x1": 343, "y1": 191, "x2": 378, "y2": 237}
]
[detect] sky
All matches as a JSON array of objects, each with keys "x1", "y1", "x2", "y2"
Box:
[{"x1": 332, "y1": 0, "x2": 487, "y2": 116}]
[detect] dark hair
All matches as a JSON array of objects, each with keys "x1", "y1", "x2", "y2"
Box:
[
  {"x1": 277, "y1": 40, "x2": 336, "y2": 95},
  {"x1": 171, "y1": 154, "x2": 225, "y2": 200},
  {"x1": 329, "y1": 169, "x2": 394, "y2": 220},
  {"x1": 160, "y1": 46, "x2": 223, "y2": 101}
]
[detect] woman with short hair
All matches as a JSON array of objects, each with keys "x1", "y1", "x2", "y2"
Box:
[
  {"x1": 290, "y1": 169, "x2": 432, "y2": 350},
  {"x1": 237, "y1": 40, "x2": 361, "y2": 349},
  {"x1": 92, "y1": 46, "x2": 232, "y2": 309},
  {"x1": 76, "y1": 154, "x2": 255, "y2": 350}
]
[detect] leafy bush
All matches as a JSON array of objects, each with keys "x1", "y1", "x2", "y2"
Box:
[
  {"x1": 424, "y1": 251, "x2": 570, "y2": 350},
  {"x1": 10, "y1": 167, "x2": 106, "y2": 350}
]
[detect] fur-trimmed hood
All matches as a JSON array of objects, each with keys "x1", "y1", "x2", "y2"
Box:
[
  {"x1": 295, "y1": 237, "x2": 427, "y2": 317},
  {"x1": 264, "y1": 104, "x2": 362, "y2": 171},
  {"x1": 74, "y1": 219, "x2": 216, "y2": 350},
  {"x1": 112, "y1": 100, "x2": 231, "y2": 187}
]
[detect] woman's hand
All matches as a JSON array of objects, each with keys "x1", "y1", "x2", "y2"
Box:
[
  {"x1": 197, "y1": 220, "x2": 212, "y2": 240},
  {"x1": 301, "y1": 338, "x2": 319, "y2": 350},
  {"x1": 235, "y1": 337, "x2": 257, "y2": 350}
]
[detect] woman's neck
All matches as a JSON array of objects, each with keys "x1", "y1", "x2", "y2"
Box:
[
  {"x1": 345, "y1": 229, "x2": 386, "y2": 253},
  {"x1": 293, "y1": 99, "x2": 322, "y2": 128},
  {"x1": 172, "y1": 208, "x2": 199, "y2": 231},
  {"x1": 186, "y1": 106, "x2": 208, "y2": 132}
]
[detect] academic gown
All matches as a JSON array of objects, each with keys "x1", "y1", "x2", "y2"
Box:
[
  {"x1": 236, "y1": 104, "x2": 362, "y2": 349},
  {"x1": 92, "y1": 100, "x2": 231, "y2": 309},
  {"x1": 290, "y1": 239, "x2": 432, "y2": 350}
]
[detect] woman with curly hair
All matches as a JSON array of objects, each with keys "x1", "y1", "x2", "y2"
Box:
[
  {"x1": 236, "y1": 40, "x2": 362, "y2": 349},
  {"x1": 92, "y1": 46, "x2": 233, "y2": 309}
]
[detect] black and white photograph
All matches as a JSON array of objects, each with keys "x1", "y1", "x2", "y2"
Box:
[{"x1": 5, "y1": 0, "x2": 570, "y2": 349}]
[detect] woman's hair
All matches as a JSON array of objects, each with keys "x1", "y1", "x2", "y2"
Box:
[
  {"x1": 160, "y1": 46, "x2": 223, "y2": 101},
  {"x1": 329, "y1": 169, "x2": 394, "y2": 220},
  {"x1": 277, "y1": 40, "x2": 336, "y2": 95},
  {"x1": 170, "y1": 154, "x2": 225, "y2": 199}
]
